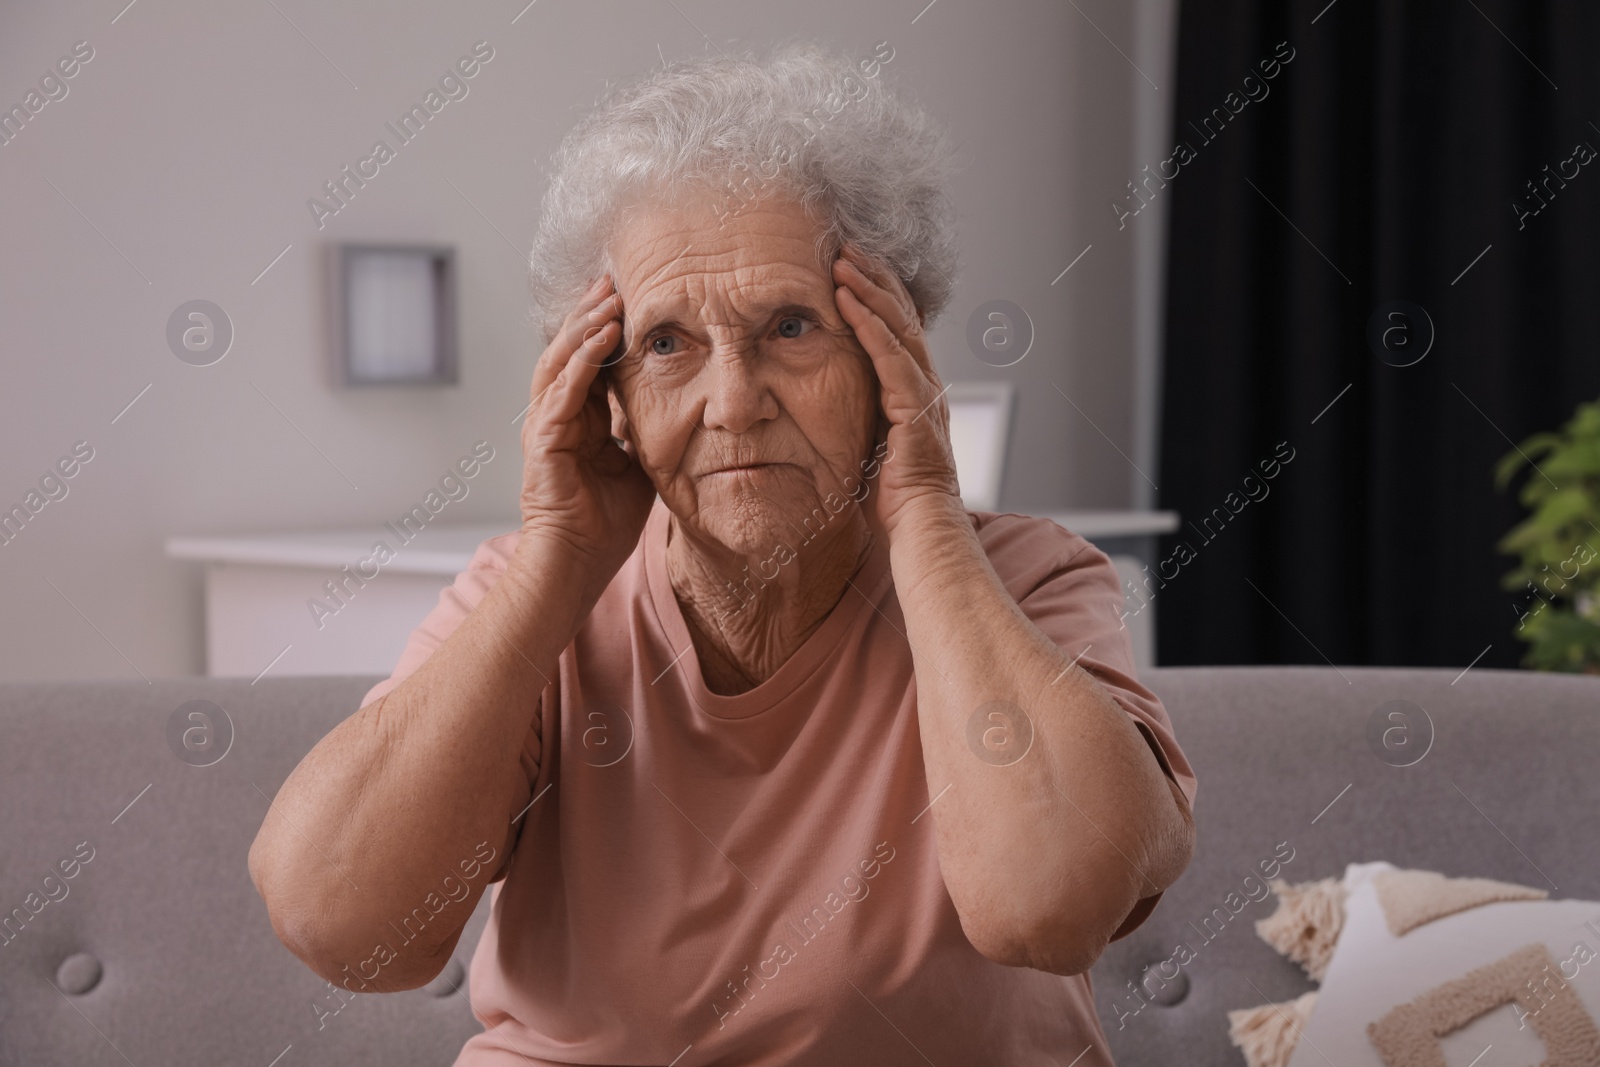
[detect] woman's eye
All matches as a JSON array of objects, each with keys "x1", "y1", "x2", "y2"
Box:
[
  {"x1": 648, "y1": 334, "x2": 678, "y2": 356},
  {"x1": 776, "y1": 314, "x2": 816, "y2": 339}
]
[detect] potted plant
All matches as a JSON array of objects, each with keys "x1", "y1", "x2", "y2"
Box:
[{"x1": 1493, "y1": 395, "x2": 1600, "y2": 673}]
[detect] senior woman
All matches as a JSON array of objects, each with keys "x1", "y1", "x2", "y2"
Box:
[{"x1": 249, "y1": 40, "x2": 1196, "y2": 1066}]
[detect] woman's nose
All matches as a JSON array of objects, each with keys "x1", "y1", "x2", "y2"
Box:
[{"x1": 698, "y1": 348, "x2": 777, "y2": 435}]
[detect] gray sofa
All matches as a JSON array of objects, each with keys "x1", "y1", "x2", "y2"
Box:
[{"x1": 2, "y1": 667, "x2": 1595, "y2": 1065}]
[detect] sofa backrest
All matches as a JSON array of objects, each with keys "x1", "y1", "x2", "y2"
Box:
[
  {"x1": 0, "y1": 676, "x2": 492, "y2": 1067},
  {"x1": 1, "y1": 667, "x2": 1594, "y2": 1065}
]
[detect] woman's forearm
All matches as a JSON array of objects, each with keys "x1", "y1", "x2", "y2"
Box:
[
  {"x1": 889, "y1": 495, "x2": 1194, "y2": 976},
  {"x1": 247, "y1": 532, "x2": 590, "y2": 990}
]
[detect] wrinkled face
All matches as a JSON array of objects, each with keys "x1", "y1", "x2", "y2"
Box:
[{"x1": 605, "y1": 193, "x2": 880, "y2": 557}]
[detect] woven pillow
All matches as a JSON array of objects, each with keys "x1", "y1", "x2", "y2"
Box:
[
  {"x1": 1283, "y1": 862, "x2": 1600, "y2": 1067},
  {"x1": 1229, "y1": 863, "x2": 1597, "y2": 1067}
]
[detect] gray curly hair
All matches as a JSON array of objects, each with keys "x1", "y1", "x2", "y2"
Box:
[{"x1": 525, "y1": 38, "x2": 960, "y2": 346}]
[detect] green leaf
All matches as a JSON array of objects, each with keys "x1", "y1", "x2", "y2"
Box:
[
  {"x1": 1535, "y1": 488, "x2": 1598, "y2": 531},
  {"x1": 1520, "y1": 610, "x2": 1600, "y2": 672},
  {"x1": 1493, "y1": 433, "x2": 1565, "y2": 490},
  {"x1": 1494, "y1": 393, "x2": 1600, "y2": 671}
]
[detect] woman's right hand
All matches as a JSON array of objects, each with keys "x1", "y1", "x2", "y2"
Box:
[{"x1": 517, "y1": 274, "x2": 655, "y2": 595}]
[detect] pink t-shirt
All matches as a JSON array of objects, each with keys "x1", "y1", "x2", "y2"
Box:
[{"x1": 361, "y1": 497, "x2": 1197, "y2": 1066}]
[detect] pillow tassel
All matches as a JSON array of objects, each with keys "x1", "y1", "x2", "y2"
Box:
[
  {"x1": 1255, "y1": 877, "x2": 1347, "y2": 983},
  {"x1": 1227, "y1": 991, "x2": 1319, "y2": 1067}
]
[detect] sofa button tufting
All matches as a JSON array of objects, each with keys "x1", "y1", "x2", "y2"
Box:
[
  {"x1": 1138, "y1": 961, "x2": 1188, "y2": 1006},
  {"x1": 423, "y1": 957, "x2": 465, "y2": 997},
  {"x1": 56, "y1": 953, "x2": 103, "y2": 995}
]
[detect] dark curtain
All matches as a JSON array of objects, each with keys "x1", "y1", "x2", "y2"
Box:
[{"x1": 1155, "y1": 1, "x2": 1600, "y2": 669}]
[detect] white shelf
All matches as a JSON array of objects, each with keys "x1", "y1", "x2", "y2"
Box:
[
  {"x1": 166, "y1": 510, "x2": 1175, "y2": 677},
  {"x1": 166, "y1": 523, "x2": 515, "y2": 577},
  {"x1": 165, "y1": 510, "x2": 1178, "y2": 574},
  {"x1": 1037, "y1": 510, "x2": 1180, "y2": 539}
]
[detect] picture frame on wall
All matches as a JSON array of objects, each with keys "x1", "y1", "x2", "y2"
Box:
[
  {"x1": 946, "y1": 381, "x2": 1015, "y2": 511},
  {"x1": 330, "y1": 243, "x2": 458, "y2": 386}
]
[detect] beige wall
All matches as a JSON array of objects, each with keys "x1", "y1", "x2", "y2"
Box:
[{"x1": 0, "y1": 0, "x2": 1176, "y2": 681}]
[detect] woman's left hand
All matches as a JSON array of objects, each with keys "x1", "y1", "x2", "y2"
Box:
[{"x1": 831, "y1": 243, "x2": 964, "y2": 538}]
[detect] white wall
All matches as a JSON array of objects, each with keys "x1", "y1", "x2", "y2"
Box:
[{"x1": 0, "y1": 0, "x2": 1174, "y2": 682}]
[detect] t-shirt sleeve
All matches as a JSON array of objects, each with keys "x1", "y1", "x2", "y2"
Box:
[
  {"x1": 980, "y1": 514, "x2": 1198, "y2": 942},
  {"x1": 360, "y1": 531, "x2": 518, "y2": 705},
  {"x1": 358, "y1": 531, "x2": 544, "y2": 862}
]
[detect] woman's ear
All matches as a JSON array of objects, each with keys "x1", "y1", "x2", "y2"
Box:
[{"x1": 607, "y1": 385, "x2": 634, "y2": 452}]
